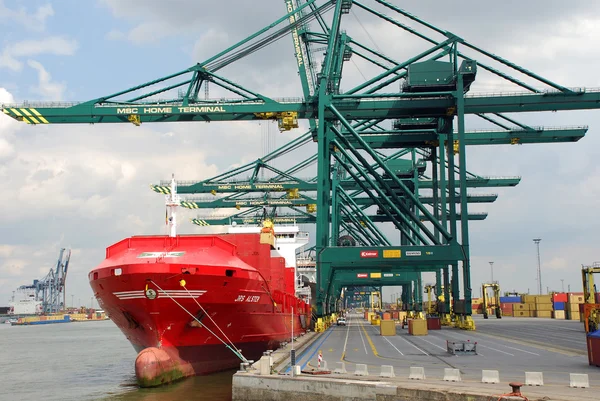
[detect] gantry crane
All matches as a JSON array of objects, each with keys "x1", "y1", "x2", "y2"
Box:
[
  {"x1": 2, "y1": 1, "x2": 599, "y2": 329},
  {"x1": 424, "y1": 284, "x2": 437, "y2": 315},
  {"x1": 15, "y1": 249, "x2": 71, "y2": 314},
  {"x1": 482, "y1": 283, "x2": 502, "y2": 319},
  {"x1": 582, "y1": 263, "x2": 600, "y2": 333}
]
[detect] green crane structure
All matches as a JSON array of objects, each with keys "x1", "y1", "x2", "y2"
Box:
[{"x1": 2, "y1": 1, "x2": 598, "y2": 329}]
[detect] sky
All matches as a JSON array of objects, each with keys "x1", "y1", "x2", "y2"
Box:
[{"x1": 1, "y1": 0, "x2": 600, "y2": 308}]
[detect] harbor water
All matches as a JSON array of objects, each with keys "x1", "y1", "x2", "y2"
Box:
[{"x1": 0, "y1": 320, "x2": 234, "y2": 401}]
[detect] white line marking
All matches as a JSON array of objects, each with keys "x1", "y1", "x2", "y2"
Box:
[
  {"x1": 342, "y1": 316, "x2": 351, "y2": 356},
  {"x1": 559, "y1": 326, "x2": 585, "y2": 332},
  {"x1": 498, "y1": 344, "x2": 540, "y2": 356},
  {"x1": 357, "y1": 320, "x2": 368, "y2": 354},
  {"x1": 417, "y1": 337, "x2": 447, "y2": 351},
  {"x1": 478, "y1": 344, "x2": 514, "y2": 356},
  {"x1": 381, "y1": 336, "x2": 404, "y2": 356},
  {"x1": 398, "y1": 336, "x2": 429, "y2": 355}
]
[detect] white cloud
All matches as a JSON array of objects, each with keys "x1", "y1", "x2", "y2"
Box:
[
  {"x1": 0, "y1": 137, "x2": 14, "y2": 160},
  {"x1": 5, "y1": 1, "x2": 600, "y2": 305},
  {"x1": 0, "y1": 1, "x2": 54, "y2": 32},
  {"x1": 105, "y1": 29, "x2": 126, "y2": 41},
  {"x1": 0, "y1": 37, "x2": 78, "y2": 72},
  {"x1": 26, "y1": 60, "x2": 66, "y2": 100}
]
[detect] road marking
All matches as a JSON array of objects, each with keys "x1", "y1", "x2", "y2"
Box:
[
  {"x1": 475, "y1": 330, "x2": 585, "y2": 356},
  {"x1": 440, "y1": 329, "x2": 514, "y2": 356},
  {"x1": 398, "y1": 336, "x2": 429, "y2": 355},
  {"x1": 381, "y1": 335, "x2": 404, "y2": 356},
  {"x1": 478, "y1": 344, "x2": 514, "y2": 356},
  {"x1": 416, "y1": 337, "x2": 447, "y2": 351},
  {"x1": 498, "y1": 344, "x2": 540, "y2": 356},
  {"x1": 341, "y1": 315, "x2": 351, "y2": 360},
  {"x1": 558, "y1": 326, "x2": 585, "y2": 332},
  {"x1": 359, "y1": 320, "x2": 379, "y2": 356},
  {"x1": 357, "y1": 320, "x2": 368, "y2": 354}
]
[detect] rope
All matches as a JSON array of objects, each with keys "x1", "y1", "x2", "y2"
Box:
[
  {"x1": 181, "y1": 283, "x2": 244, "y2": 362},
  {"x1": 149, "y1": 280, "x2": 249, "y2": 363}
]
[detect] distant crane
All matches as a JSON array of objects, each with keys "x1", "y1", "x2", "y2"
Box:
[{"x1": 17, "y1": 248, "x2": 71, "y2": 314}]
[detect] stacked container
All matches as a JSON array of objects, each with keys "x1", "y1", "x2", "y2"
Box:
[
  {"x1": 552, "y1": 292, "x2": 567, "y2": 319},
  {"x1": 499, "y1": 296, "x2": 520, "y2": 316},
  {"x1": 534, "y1": 295, "x2": 552, "y2": 318},
  {"x1": 512, "y1": 303, "x2": 530, "y2": 317},
  {"x1": 567, "y1": 293, "x2": 585, "y2": 321}
]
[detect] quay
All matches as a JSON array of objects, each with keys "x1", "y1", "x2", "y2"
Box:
[{"x1": 232, "y1": 313, "x2": 599, "y2": 400}]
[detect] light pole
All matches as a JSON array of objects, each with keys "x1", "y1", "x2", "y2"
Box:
[
  {"x1": 71, "y1": 294, "x2": 74, "y2": 309},
  {"x1": 533, "y1": 238, "x2": 542, "y2": 295},
  {"x1": 561, "y1": 279, "x2": 564, "y2": 292},
  {"x1": 489, "y1": 261, "x2": 494, "y2": 283}
]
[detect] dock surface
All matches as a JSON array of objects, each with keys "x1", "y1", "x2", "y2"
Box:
[{"x1": 234, "y1": 313, "x2": 599, "y2": 401}]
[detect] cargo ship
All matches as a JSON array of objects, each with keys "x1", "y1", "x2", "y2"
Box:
[{"x1": 89, "y1": 177, "x2": 312, "y2": 387}]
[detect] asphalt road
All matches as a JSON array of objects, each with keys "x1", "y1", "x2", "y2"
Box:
[{"x1": 297, "y1": 313, "x2": 598, "y2": 385}]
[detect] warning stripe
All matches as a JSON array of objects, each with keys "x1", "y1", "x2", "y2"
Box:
[
  {"x1": 30, "y1": 108, "x2": 49, "y2": 123},
  {"x1": 10, "y1": 108, "x2": 30, "y2": 124},
  {"x1": 20, "y1": 109, "x2": 40, "y2": 124}
]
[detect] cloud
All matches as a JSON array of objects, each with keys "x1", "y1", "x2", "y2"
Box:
[
  {"x1": 5, "y1": 1, "x2": 600, "y2": 306},
  {"x1": 0, "y1": 1, "x2": 54, "y2": 32},
  {"x1": 105, "y1": 29, "x2": 126, "y2": 41},
  {"x1": 0, "y1": 37, "x2": 78, "y2": 72},
  {"x1": 26, "y1": 60, "x2": 66, "y2": 100}
]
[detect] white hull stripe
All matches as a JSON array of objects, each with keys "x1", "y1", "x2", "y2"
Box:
[{"x1": 113, "y1": 290, "x2": 207, "y2": 300}]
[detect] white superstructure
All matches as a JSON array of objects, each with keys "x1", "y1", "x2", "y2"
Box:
[
  {"x1": 8, "y1": 288, "x2": 42, "y2": 315},
  {"x1": 227, "y1": 224, "x2": 312, "y2": 300}
]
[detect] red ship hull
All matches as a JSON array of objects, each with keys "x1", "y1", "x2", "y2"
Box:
[{"x1": 89, "y1": 233, "x2": 310, "y2": 387}]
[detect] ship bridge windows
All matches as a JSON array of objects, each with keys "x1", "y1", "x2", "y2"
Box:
[{"x1": 275, "y1": 234, "x2": 295, "y2": 239}]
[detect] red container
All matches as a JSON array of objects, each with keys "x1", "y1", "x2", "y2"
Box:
[
  {"x1": 588, "y1": 335, "x2": 600, "y2": 367},
  {"x1": 364, "y1": 311, "x2": 369, "y2": 320},
  {"x1": 392, "y1": 311, "x2": 399, "y2": 320},
  {"x1": 553, "y1": 293, "x2": 568, "y2": 303},
  {"x1": 426, "y1": 317, "x2": 441, "y2": 330},
  {"x1": 382, "y1": 312, "x2": 391, "y2": 320},
  {"x1": 595, "y1": 293, "x2": 600, "y2": 304}
]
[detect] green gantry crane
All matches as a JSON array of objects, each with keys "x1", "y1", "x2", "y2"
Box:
[{"x1": 2, "y1": 1, "x2": 597, "y2": 330}]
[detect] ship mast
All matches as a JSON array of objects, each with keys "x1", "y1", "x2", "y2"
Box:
[{"x1": 166, "y1": 174, "x2": 181, "y2": 237}]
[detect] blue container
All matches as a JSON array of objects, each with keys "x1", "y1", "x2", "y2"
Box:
[
  {"x1": 553, "y1": 302, "x2": 565, "y2": 311},
  {"x1": 500, "y1": 296, "x2": 521, "y2": 304}
]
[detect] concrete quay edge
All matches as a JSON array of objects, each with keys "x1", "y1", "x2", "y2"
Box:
[{"x1": 232, "y1": 371, "x2": 598, "y2": 401}]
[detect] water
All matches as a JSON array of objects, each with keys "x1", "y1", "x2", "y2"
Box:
[{"x1": 0, "y1": 321, "x2": 234, "y2": 401}]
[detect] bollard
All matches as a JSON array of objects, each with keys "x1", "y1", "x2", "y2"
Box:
[
  {"x1": 409, "y1": 367, "x2": 425, "y2": 380},
  {"x1": 569, "y1": 373, "x2": 589, "y2": 388},
  {"x1": 525, "y1": 372, "x2": 543, "y2": 386},
  {"x1": 318, "y1": 360, "x2": 328, "y2": 371},
  {"x1": 482, "y1": 369, "x2": 500, "y2": 384},
  {"x1": 380, "y1": 365, "x2": 395, "y2": 378},
  {"x1": 354, "y1": 363, "x2": 369, "y2": 376},
  {"x1": 334, "y1": 362, "x2": 347, "y2": 374},
  {"x1": 443, "y1": 368, "x2": 461, "y2": 382},
  {"x1": 259, "y1": 355, "x2": 271, "y2": 376}
]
